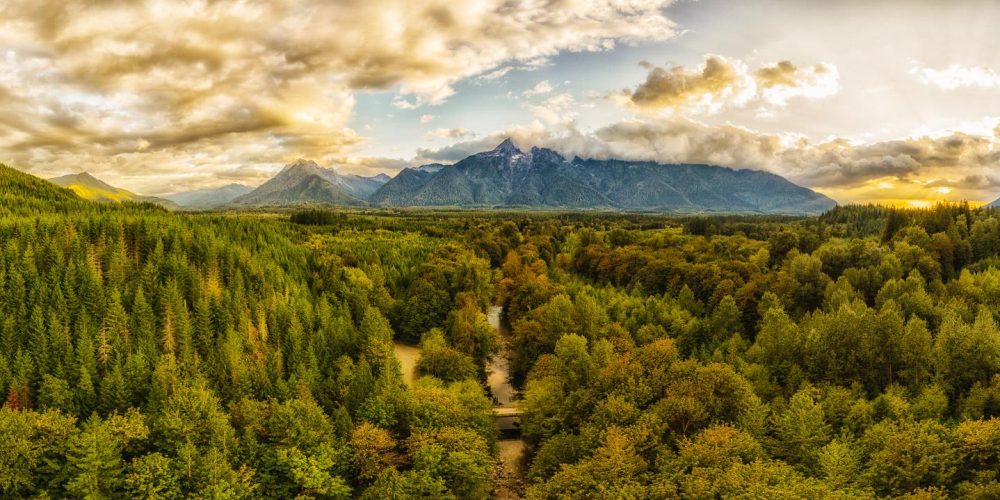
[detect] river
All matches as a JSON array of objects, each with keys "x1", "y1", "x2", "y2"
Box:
[
  {"x1": 391, "y1": 305, "x2": 526, "y2": 495},
  {"x1": 486, "y1": 306, "x2": 517, "y2": 406},
  {"x1": 486, "y1": 306, "x2": 526, "y2": 496},
  {"x1": 391, "y1": 305, "x2": 517, "y2": 400},
  {"x1": 393, "y1": 341, "x2": 420, "y2": 388}
]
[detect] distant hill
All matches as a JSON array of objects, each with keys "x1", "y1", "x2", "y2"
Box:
[
  {"x1": 230, "y1": 159, "x2": 388, "y2": 207},
  {"x1": 988, "y1": 197, "x2": 1000, "y2": 208},
  {"x1": 371, "y1": 139, "x2": 837, "y2": 214},
  {"x1": 166, "y1": 184, "x2": 254, "y2": 209},
  {"x1": 49, "y1": 172, "x2": 180, "y2": 210}
]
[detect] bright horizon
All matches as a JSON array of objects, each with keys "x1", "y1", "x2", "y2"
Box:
[{"x1": 3, "y1": 0, "x2": 1000, "y2": 207}]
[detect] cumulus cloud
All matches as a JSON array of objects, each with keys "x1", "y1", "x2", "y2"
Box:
[
  {"x1": 754, "y1": 61, "x2": 839, "y2": 106},
  {"x1": 420, "y1": 114, "x2": 436, "y2": 124},
  {"x1": 627, "y1": 55, "x2": 756, "y2": 113},
  {"x1": 911, "y1": 62, "x2": 1000, "y2": 90},
  {"x1": 624, "y1": 55, "x2": 839, "y2": 113},
  {"x1": 0, "y1": 0, "x2": 679, "y2": 193}
]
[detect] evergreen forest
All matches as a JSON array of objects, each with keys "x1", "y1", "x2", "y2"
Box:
[{"x1": 2, "y1": 164, "x2": 1000, "y2": 499}]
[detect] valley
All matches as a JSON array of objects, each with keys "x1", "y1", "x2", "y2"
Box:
[
  {"x1": 4, "y1": 1, "x2": 1000, "y2": 497},
  {"x1": 1, "y1": 163, "x2": 1000, "y2": 498}
]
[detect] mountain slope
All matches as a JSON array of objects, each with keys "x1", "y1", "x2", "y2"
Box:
[
  {"x1": 231, "y1": 159, "x2": 387, "y2": 206},
  {"x1": 567, "y1": 158, "x2": 835, "y2": 213},
  {"x1": 371, "y1": 139, "x2": 837, "y2": 214},
  {"x1": 166, "y1": 184, "x2": 254, "y2": 209},
  {"x1": 49, "y1": 172, "x2": 180, "y2": 210},
  {"x1": 368, "y1": 167, "x2": 436, "y2": 206},
  {"x1": 0, "y1": 163, "x2": 92, "y2": 216},
  {"x1": 988, "y1": 197, "x2": 1000, "y2": 208},
  {"x1": 338, "y1": 172, "x2": 390, "y2": 200}
]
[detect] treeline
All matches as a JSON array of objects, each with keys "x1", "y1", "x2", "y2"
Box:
[{"x1": 290, "y1": 208, "x2": 348, "y2": 226}]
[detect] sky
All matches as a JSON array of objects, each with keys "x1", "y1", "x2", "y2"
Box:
[{"x1": 2, "y1": 0, "x2": 1000, "y2": 206}]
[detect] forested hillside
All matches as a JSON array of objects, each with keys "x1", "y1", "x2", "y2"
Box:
[
  {"x1": 49, "y1": 172, "x2": 181, "y2": 210},
  {"x1": 0, "y1": 164, "x2": 94, "y2": 216},
  {"x1": 2, "y1": 163, "x2": 1000, "y2": 498},
  {"x1": 0, "y1": 165, "x2": 500, "y2": 498}
]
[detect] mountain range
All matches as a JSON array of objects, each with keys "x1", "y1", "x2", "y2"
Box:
[
  {"x1": 49, "y1": 172, "x2": 180, "y2": 210},
  {"x1": 369, "y1": 139, "x2": 837, "y2": 214},
  {"x1": 37, "y1": 140, "x2": 841, "y2": 214}
]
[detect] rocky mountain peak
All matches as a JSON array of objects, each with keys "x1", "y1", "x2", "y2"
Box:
[
  {"x1": 529, "y1": 146, "x2": 565, "y2": 164},
  {"x1": 490, "y1": 138, "x2": 522, "y2": 156},
  {"x1": 281, "y1": 159, "x2": 322, "y2": 174}
]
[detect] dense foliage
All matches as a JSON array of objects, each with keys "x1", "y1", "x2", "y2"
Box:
[
  {"x1": 0, "y1": 170, "x2": 500, "y2": 498},
  {"x1": 2, "y1": 165, "x2": 999, "y2": 498},
  {"x1": 498, "y1": 203, "x2": 1000, "y2": 498}
]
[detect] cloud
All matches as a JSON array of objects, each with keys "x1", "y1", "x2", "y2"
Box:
[
  {"x1": 527, "y1": 93, "x2": 578, "y2": 125},
  {"x1": 627, "y1": 55, "x2": 756, "y2": 113},
  {"x1": 413, "y1": 121, "x2": 562, "y2": 163},
  {"x1": 0, "y1": 0, "x2": 679, "y2": 193},
  {"x1": 479, "y1": 57, "x2": 552, "y2": 81},
  {"x1": 330, "y1": 156, "x2": 412, "y2": 176},
  {"x1": 624, "y1": 55, "x2": 839, "y2": 113},
  {"x1": 424, "y1": 127, "x2": 476, "y2": 141},
  {"x1": 523, "y1": 81, "x2": 554, "y2": 97},
  {"x1": 754, "y1": 61, "x2": 839, "y2": 106},
  {"x1": 911, "y1": 62, "x2": 1000, "y2": 90},
  {"x1": 589, "y1": 120, "x2": 1000, "y2": 195},
  {"x1": 925, "y1": 174, "x2": 1000, "y2": 191},
  {"x1": 420, "y1": 114, "x2": 436, "y2": 124},
  {"x1": 960, "y1": 175, "x2": 1000, "y2": 190}
]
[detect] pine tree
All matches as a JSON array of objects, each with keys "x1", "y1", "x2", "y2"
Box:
[
  {"x1": 359, "y1": 307, "x2": 394, "y2": 371},
  {"x1": 47, "y1": 309, "x2": 71, "y2": 379},
  {"x1": 131, "y1": 287, "x2": 157, "y2": 360},
  {"x1": 161, "y1": 310, "x2": 176, "y2": 356},
  {"x1": 77, "y1": 365, "x2": 97, "y2": 416},
  {"x1": 99, "y1": 363, "x2": 129, "y2": 415},
  {"x1": 101, "y1": 289, "x2": 131, "y2": 354},
  {"x1": 65, "y1": 416, "x2": 125, "y2": 498},
  {"x1": 27, "y1": 305, "x2": 50, "y2": 372},
  {"x1": 193, "y1": 297, "x2": 213, "y2": 358}
]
